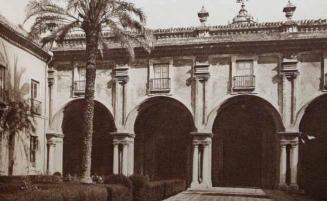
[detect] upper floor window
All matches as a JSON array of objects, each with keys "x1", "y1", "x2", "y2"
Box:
[
  {"x1": 30, "y1": 135, "x2": 38, "y2": 167},
  {"x1": 149, "y1": 64, "x2": 171, "y2": 93},
  {"x1": 233, "y1": 60, "x2": 255, "y2": 91},
  {"x1": 0, "y1": 66, "x2": 5, "y2": 103},
  {"x1": 31, "y1": 80, "x2": 42, "y2": 115},
  {"x1": 73, "y1": 67, "x2": 86, "y2": 96}
]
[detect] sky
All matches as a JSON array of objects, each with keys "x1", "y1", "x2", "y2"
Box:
[{"x1": 0, "y1": 0, "x2": 327, "y2": 30}]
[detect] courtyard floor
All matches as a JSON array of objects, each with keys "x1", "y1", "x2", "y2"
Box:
[{"x1": 164, "y1": 187, "x2": 315, "y2": 201}]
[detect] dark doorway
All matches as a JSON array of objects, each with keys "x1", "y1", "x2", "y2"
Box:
[
  {"x1": 134, "y1": 97, "x2": 194, "y2": 184},
  {"x1": 62, "y1": 100, "x2": 116, "y2": 176},
  {"x1": 299, "y1": 95, "x2": 327, "y2": 200},
  {"x1": 212, "y1": 96, "x2": 280, "y2": 188}
]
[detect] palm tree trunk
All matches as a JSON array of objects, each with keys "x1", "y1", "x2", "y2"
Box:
[
  {"x1": 80, "y1": 30, "x2": 99, "y2": 184},
  {"x1": 8, "y1": 132, "x2": 15, "y2": 175}
]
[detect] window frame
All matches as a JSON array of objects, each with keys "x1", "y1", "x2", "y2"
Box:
[
  {"x1": 148, "y1": 62, "x2": 171, "y2": 94},
  {"x1": 30, "y1": 135, "x2": 38, "y2": 167}
]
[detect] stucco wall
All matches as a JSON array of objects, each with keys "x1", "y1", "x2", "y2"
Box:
[{"x1": 0, "y1": 37, "x2": 48, "y2": 175}]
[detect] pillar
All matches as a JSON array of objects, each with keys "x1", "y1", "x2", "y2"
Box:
[
  {"x1": 47, "y1": 138, "x2": 56, "y2": 175},
  {"x1": 202, "y1": 143, "x2": 210, "y2": 187},
  {"x1": 122, "y1": 143, "x2": 128, "y2": 175},
  {"x1": 191, "y1": 142, "x2": 199, "y2": 188},
  {"x1": 278, "y1": 132, "x2": 300, "y2": 190},
  {"x1": 113, "y1": 142, "x2": 119, "y2": 174},
  {"x1": 192, "y1": 60, "x2": 210, "y2": 130},
  {"x1": 127, "y1": 137, "x2": 135, "y2": 176},
  {"x1": 281, "y1": 56, "x2": 299, "y2": 129},
  {"x1": 46, "y1": 132, "x2": 63, "y2": 175},
  {"x1": 190, "y1": 132, "x2": 212, "y2": 189},
  {"x1": 279, "y1": 140, "x2": 287, "y2": 189},
  {"x1": 112, "y1": 66, "x2": 129, "y2": 129},
  {"x1": 290, "y1": 140, "x2": 299, "y2": 190},
  {"x1": 111, "y1": 132, "x2": 134, "y2": 176}
]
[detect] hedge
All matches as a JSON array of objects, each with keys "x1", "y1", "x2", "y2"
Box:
[
  {"x1": 128, "y1": 176, "x2": 187, "y2": 201},
  {"x1": 0, "y1": 175, "x2": 186, "y2": 201}
]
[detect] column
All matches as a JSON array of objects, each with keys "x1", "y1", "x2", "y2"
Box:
[
  {"x1": 192, "y1": 61, "x2": 210, "y2": 129},
  {"x1": 191, "y1": 143, "x2": 199, "y2": 188},
  {"x1": 202, "y1": 143, "x2": 210, "y2": 187},
  {"x1": 113, "y1": 142, "x2": 119, "y2": 174},
  {"x1": 281, "y1": 56, "x2": 298, "y2": 129},
  {"x1": 127, "y1": 138, "x2": 134, "y2": 176},
  {"x1": 279, "y1": 140, "x2": 287, "y2": 189},
  {"x1": 122, "y1": 143, "x2": 129, "y2": 175},
  {"x1": 47, "y1": 139, "x2": 56, "y2": 175},
  {"x1": 112, "y1": 66, "x2": 129, "y2": 129},
  {"x1": 290, "y1": 141, "x2": 299, "y2": 189}
]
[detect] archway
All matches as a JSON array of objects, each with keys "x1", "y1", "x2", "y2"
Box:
[
  {"x1": 212, "y1": 95, "x2": 283, "y2": 188},
  {"x1": 299, "y1": 94, "x2": 327, "y2": 200},
  {"x1": 134, "y1": 97, "x2": 195, "y2": 183},
  {"x1": 62, "y1": 99, "x2": 116, "y2": 176}
]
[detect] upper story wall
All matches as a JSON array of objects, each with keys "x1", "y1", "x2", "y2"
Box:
[{"x1": 51, "y1": 18, "x2": 327, "y2": 133}]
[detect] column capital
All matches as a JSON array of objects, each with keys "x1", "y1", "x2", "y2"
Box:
[
  {"x1": 112, "y1": 65, "x2": 129, "y2": 84},
  {"x1": 193, "y1": 61, "x2": 210, "y2": 81},
  {"x1": 110, "y1": 131, "x2": 135, "y2": 139},
  {"x1": 281, "y1": 56, "x2": 299, "y2": 80}
]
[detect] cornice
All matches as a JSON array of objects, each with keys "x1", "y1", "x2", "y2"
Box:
[{"x1": 0, "y1": 18, "x2": 51, "y2": 62}]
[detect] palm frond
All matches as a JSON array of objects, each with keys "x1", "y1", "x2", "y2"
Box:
[{"x1": 41, "y1": 20, "x2": 80, "y2": 46}]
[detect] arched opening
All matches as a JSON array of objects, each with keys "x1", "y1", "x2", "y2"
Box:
[
  {"x1": 62, "y1": 99, "x2": 116, "y2": 176},
  {"x1": 299, "y1": 94, "x2": 327, "y2": 200},
  {"x1": 212, "y1": 95, "x2": 282, "y2": 188},
  {"x1": 134, "y1": 97, "x2": 195, "y2": 184}
]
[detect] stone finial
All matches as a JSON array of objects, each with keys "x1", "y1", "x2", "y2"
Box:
[
  {"x1": 283, "y1": 0, "x2": 296, "y2": 21},
  {"x1": 198, "y1": 6, "x2": 209, "y2": 26}
]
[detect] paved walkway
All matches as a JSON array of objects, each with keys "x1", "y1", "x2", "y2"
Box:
[{"x1": 164, "y1": 187, "x2": 314, "y2": 201}]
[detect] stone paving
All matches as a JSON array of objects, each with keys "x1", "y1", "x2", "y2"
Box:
[{"x1": 164, "y1": 187, "x2": 315, "y2": 201}]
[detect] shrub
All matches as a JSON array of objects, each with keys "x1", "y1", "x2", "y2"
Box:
[
  {"x1": 0, "y1": 184, "x2": 109, "y2": 201},
  {"x1": 104, "y1": 175, "x2": 132, "y2": 190},
  {"x1": 29, "y1": 175, "x2": 63, "y2": 184},
  {"x1": 164, "y1": 179, "x2": 186, "y2": 198},
  {"x1": 129, "y1": 175, "x2": 150, "y2": 201},
  {"x1": 106, "y1": 184, "x2": 133, "y2": 201},
  {"x1": 145, "y1": 179, "x2": 187, "y2": 201}
]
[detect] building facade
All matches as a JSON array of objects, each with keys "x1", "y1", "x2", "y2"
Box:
[
  {"x1": 0, "y1": 14, "x2": 51, "y2": 175},
  {"x1": 1, "y1": 1, "x2": 327, "y2": 197}
]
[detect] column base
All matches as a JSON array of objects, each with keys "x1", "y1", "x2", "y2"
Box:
[
  {"x1": 190, "y1": 182, "x2": 200, "y2": 189},
  {"x1": 278, "y1": 183, "x2": 289, "y2": 190},
  {"x1": 289, "y1": 184, "x2": 299, "y2": 191}
]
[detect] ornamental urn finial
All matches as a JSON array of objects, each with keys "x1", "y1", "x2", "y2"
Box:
[
  {"x1": 283, "y1": 0, "x2": 296, "y2": 21},
  {"x1": 198, "y1": 6, "x2": 209, "y2": 26}
]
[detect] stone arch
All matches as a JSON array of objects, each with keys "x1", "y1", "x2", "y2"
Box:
[
  {"x1": 49, "y1": 98, "x2": 117, "y2": 176},
  {"x1": 210, "y1": 95, "x2": 284, "y2": 188},
  {"x1": 294, "y1": 93, "x2": 327, "y2": 132},
  {"x1": 205, "y1": 94, "x2": 284, "y2": 132},
  {"x1": 124, "y1": 96, "x2": 194, "y2": 133},
  {"x1": 298, "y1": 93, "x2": 327, "y2": 200},
  {"x1": 132, "y1": 96, "x2": 195, "y2": 183},
  {"x1": 49, "y1": 97, "x2": 115, "y2": 134}
]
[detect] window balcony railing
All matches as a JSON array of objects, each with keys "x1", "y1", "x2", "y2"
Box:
[
  {"x1": 31, "y1": 99, "x2": 42, "y2": 115},
  {"x1": 233, "y1": 75, "x2": 256, "y2": 91},
  {"x1": 149, "y1": 78, "x2": 171, "y2": 93},
  {"x1": 73, "y1": 80, "x2": 86, "y2": 96}
]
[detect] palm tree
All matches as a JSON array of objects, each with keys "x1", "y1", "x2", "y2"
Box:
[{"x1": 24, "y1": 0, "x2": 152, "y2": 183}]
